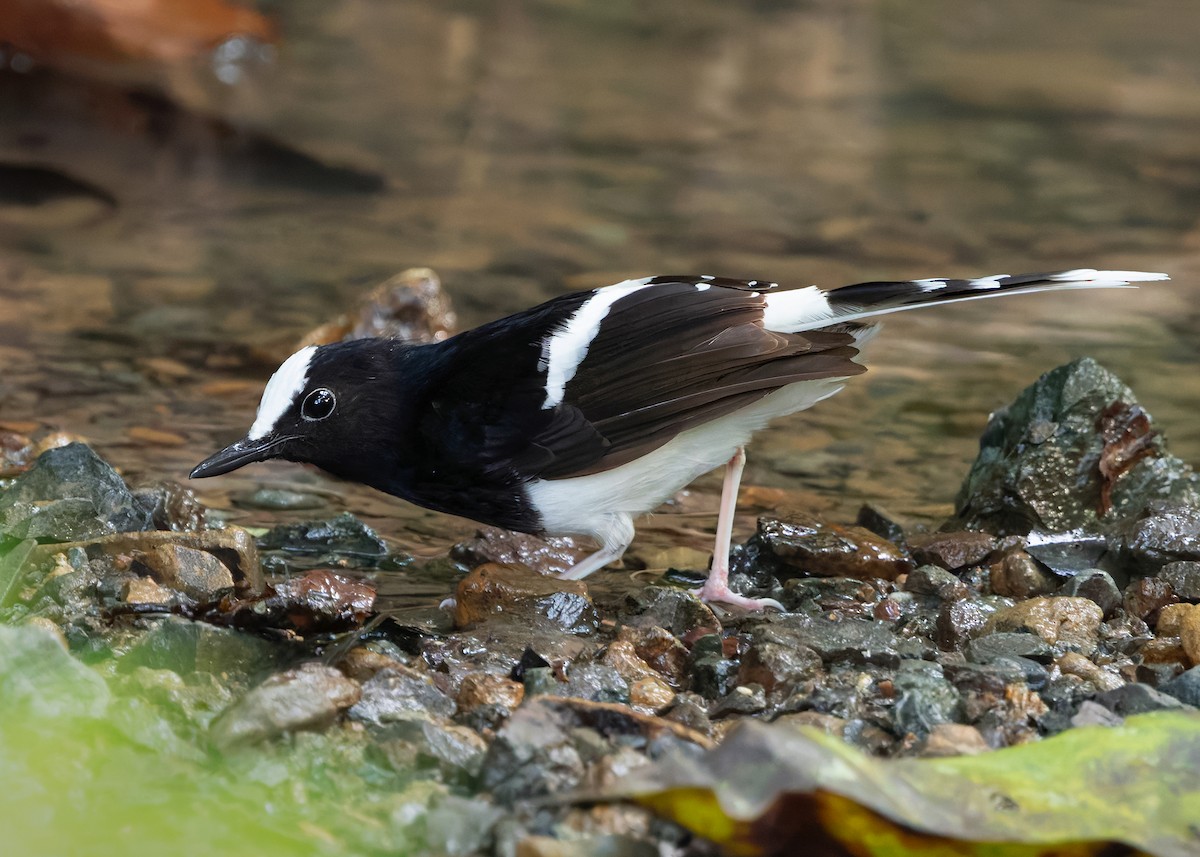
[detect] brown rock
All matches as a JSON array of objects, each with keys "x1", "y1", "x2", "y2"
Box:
[
  {"x1": 139, "y1": 543, "x2": 234, "y2": 602},
  {"x1": 984, "y1": 596, "x2": 1103, "y2": 654},
  {"x1": 450, "y1": 527, "x2": 588, "y2": 577},
  {"x1": 1123, "y1": 577, "x2": 1178, "y2": 624},
  {"x1": 617, "y1": 625, "x2": 689, "y2": 688},
  {"x1": 602, "y1": 640, "x2": 675, "y2": 713},
  {"x1": 1056, "y1": 652, "x2": 1123, "y2": 692},
  {"x1": 457, "y1": 672, "x2": 525, "y2": 713},
  {"x1": 122, "y1": 576, "x2": 173, "y2": 606},
  {"x1": 908, "y1": 531, "x2": 998, "y2": 571},
  {"x1": 221, "y1": 569, "x2": 376, "y2": 634},
  {"x1": 1156, "y1": 602, "x2": 1196, "y2": 637},
  {"x1": 1139, "y1": 636, "x2": 1188, "y2": 665},
  {"x1": 454, "y1": 563, "x2": 599, "y2": 634},
  {"x1": 989, "y1": 550, "x2": 1056, "y2": 598},
  {"x1": 338, "y1": 646, "x2": 405, "y2": 683},
  {"x1": 920, "y1": 723, "x2": 990, "y2": 757},
  {"x1": 757, "y1": 512, "x2": 913, "y2": 580},
  {"x1": 1177, "y1": 604, "x2": 1200, "y2": 667}
]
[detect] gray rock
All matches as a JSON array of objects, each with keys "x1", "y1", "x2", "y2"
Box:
[
  {"x1": 689, "y1": 634, "x2": 739, "y2": 699},
  {"x1": 210, "y1": 662, "x2": 361, "y2": 749},
  {"x1": 965, "y1": 632, "x2": 1054, "y2": 664},
  {"x1": 710, "y1": 684, "x2": 767, "y2": 717},
  {"x1": 482, "y1": 698, "x2": 584, "y2": 803},
  {"x1": 904, "y1": 565, "x2": 969, "y2": 601},
  {"x1": 138, "y1": 543, "x2": 235, "y2": 603},
  {"x1": 908, "y1": 532, "x2": 997, "y2": 571},
  {"x1": 943, "y1": 658, "x2": 1047, "y2": 693},
  {"x1": 1120, "y1": 504, "x2": 1200, "y2": 574},
  {"x1": 1070, "y1": 700, "x2": 1125, "y2": 728},
  {"x1": 0, "y1": 443, "x2": 153, "y2": 541},
  {"x1": 624, "y1": 587, "x2": 720, "y2": 637},
  {"x1": 893, "y1": 661, "x2": 962, "y2": 738},
  {"x1": 558, "y1": 663, "x2": 630, "y2": 704},
  {"x1": 738, "y1": 627, "x2": 822, "y2": 696},
  {"x1": 936, "y1": 596, "x2": 1013, "y2": 651},
  {"x1": 1058, "y1": 570, "x2": 1121, "y2": 616},
  {"x1": 349, "y1": 665, "x2": 456, "y2": 724},
  {"x1": 1158, "y1": 561, "x2": 1200, "y2": 602},
  {"x1": 1095, "y1": 682, "x2": 1189, "y2": 716},
  {"x1": 954, "y1": 359, "x2": 1200, "y2": 537},
  {"x1": 762, "y1": 614, "x2": 900, "y2": 667},
  {"x1": 1158, "y1": 666, "x2": 1200, "y2": 707}
]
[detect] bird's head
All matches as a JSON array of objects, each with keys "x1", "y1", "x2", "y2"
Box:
[{"x1": 191, "y1": 339, "x2": 404, "y2": 484}]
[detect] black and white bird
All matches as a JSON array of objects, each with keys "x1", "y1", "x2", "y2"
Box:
[{"x1": 191, "y1": 268, "x2": 1167, "y2": 611}]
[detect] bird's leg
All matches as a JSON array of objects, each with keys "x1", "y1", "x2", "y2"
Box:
[
  {"x1": 694, "y1": 446, "x2": 785, "y2": 611},
  {"x1": 558, "y1": 516, "x2": 634, "y2": 581}
]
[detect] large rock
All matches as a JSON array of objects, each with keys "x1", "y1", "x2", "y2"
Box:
[
  {"x1": 954, "y1": 359, "x2": 1200, "y2": 537},
  {"x1": 0, "y1": 443, "x2": 153, "y2": 541}
]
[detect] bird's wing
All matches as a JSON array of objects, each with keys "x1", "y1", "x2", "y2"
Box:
[{"x1": 427, "y1": 278, "x2": 864, "y2": 482}]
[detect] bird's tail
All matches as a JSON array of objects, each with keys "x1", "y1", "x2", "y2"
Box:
[{"x1": 762, "y1": 269, "x2": 1169, "y2": 333}]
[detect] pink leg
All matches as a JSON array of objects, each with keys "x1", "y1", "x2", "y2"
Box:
[{"x1": 694, "y1": 447, "x2": 784, "y2": 612}]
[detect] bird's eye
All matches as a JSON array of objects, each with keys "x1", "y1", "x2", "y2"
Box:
[{"x1": 301, "y1": 388, "x2": 336, "y2": 421}]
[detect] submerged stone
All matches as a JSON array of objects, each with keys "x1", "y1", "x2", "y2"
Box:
[
  {"x1": 0, "y1": 443, "x2": 153, "y2": 541},
  {"x1": 119, "y1": 616, "x2": 283, "y2": 677},
  {"x1": 257, "y1": 511, "x2": 388, "y2": 559},
  {"x1": 453, "y1": 563, "x2": 599, "y2": 635}
]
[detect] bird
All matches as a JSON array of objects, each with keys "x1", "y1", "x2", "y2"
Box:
[{"x1": 191, "y1": 268, "x2": 1167, "y2": 611}]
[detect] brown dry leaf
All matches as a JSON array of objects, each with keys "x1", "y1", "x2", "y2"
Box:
[{"x1": 0, "y1": 0, "x2": 276, "y2": 65}]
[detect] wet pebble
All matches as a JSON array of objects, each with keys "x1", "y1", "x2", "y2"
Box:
[
  {"x1": 755, "y1": 512, "x2": 913, "y2": 581},
  {"x1": 738, "y1": 625, "x2": 822, "y2": 696},
  {"x1": 936, "y1": 596, "x2": 1012, "y2": 651},
  {"x1": 1158, "y1": 666, "x2": 1200, "y2": 706},
  {"x1": 904, "y1": 565, "x2": 969, "y2": 601},
  {"x1": 451, "y1": 527, "x2": 588, "y2": 577},
  {"x1": 988, "y1": 550, "x2": 1056, "y2": 598},
  {"x1": 1055, "y1": 651, "x2": 1123, "y2": 692},
  {"x1": 919, "y1": 722, "x2": 990, "y2": 757},
  {"x1": 138, "y1": 543, "x2": 234, "y2": 603},
  {"x1": 983, "y1": 596, "x2": 1102, "y2": 654},
  {"x1": 622, "y1": 587, "x2": 720, "y2": 638},
  {"x1": 908, "y1": 531, "x2": 997, "y2": 571},
  {"x1": 453, "y1": 563, "x2": 599, "y2": 635},
  {"x1": 710, "y1": 684, "x2": 767, "y2": 718},
  {"x1": 224, "y1": 569, "x2": 376, "y2": 634},
  {"x1": 689, "y1": 634, "x2": 739, "y2": 699},
  {"x1": 892, "y1": 661, "x2": 961, "y2": 738},
  {"x1": 1095, "y1": 682, "x2": 1189, "y2": 716},
  {"x1": 965, "y1": 632, "x2": 1054, "y2": 665},
  {"x1": 1057, "y1": 569, "x2": 1121, "y2": 617},
  {"x1": 1157, "y1": 561, "x2": 1200, "y2": 601},
  {"x1": 349, "y1": 664, "x2": 456, "y2": 725},
  {"x1": 231, "y1": 488, "x2": 329, "y2": 511},
  {"x1": 1122, "y1": 577, "x2": 1178, "y2": 624},
  {"x1": 210, "y1": 662, "x2": 361, "y2": 749}
]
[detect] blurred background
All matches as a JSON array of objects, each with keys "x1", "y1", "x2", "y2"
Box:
[{"x1": 2, "y1": 0, "x2": 1197, "y2": 560}]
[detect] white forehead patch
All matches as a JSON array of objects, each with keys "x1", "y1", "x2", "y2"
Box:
[{"x1": 248, "y1": 346, "x2": 317, "y2": 440}]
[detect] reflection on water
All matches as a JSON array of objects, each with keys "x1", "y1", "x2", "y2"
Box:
[{"x1": 1, "y1": 0, "x2": 1198, "y2": 583}]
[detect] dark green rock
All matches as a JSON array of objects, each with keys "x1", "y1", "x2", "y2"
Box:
[
  {"x1": 892, "y1": 660, "x2": 962, "y2": 738},
  {"x1": 965, "y1": 631, "x2": 1054, "y2": 665},
  {"x1": 954, "y1": 359, "x2": 1200, "y2": 537},
  {"x1": 0, "y1": 444, "x2": 153, "y2": 542}
]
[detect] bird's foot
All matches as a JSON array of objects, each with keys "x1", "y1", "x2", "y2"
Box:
[{"x1": 692, "y1": 579, "x2": 784, "y2": 612}]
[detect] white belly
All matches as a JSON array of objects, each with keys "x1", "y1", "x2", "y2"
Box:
[{"x1": 525, "y1": 377, "x2": 848, "y2": 545}]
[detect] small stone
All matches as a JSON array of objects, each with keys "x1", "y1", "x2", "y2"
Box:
[
  {"x1": 628, "y1": 676, "x2": 675, "y2": 713},
  {"x1": 1155, "y1": 603, "x2": 1196, "y2": 637},
  {"x1": 665, "y1": 692, "x2": 712, "y2": 734},
  {"x1": 257, "y1": 512, "x2": 388, "y2": 559},
  {"x1": 1095, "y1": 683, "x2": 1188, "y2": 716},
  {"x1": 1056, "y1": 652, "x2": 1123, "y2": 692},
  {"x1": 122, "y1": 576, "x2": 173, "y2": 606},
  {"x1": 908, "y1": 532, "x2": 997, "y2": 571},
  {"x1": 559, "y1": 663, "x2": 629, "y2": 704},
  {"x1": 1070, "y1": 700, "x2": 1124, "y2": 728},
  {"x1": 710, "y1": 684, "x2": 767, "y2": 717},
  {"x1": 855, "y1": 503, "x2": 906, "y2": 544},
  {"x1": 1138, "y1": 636, "x2": 1188, "y2": 665},
  {"x1": 1158, "y1": 561, "x2": 1200, "y2": 602},
  {"x1": 762, "y1": 614, "x2": 900, "y2": 666},
  {"x1": 1123, "y1": 577, "x2": 1178, "y2": 624},
  {"x1": 1159, "y1": 666, "x2": 1200, "y2": 706},
  {"x1": 338, "y1": 645, "x2": 406, "y2": 683},
  {"x1": 457, "y1": 672, "x2": 525, "y2": 714},
  {"x1": 139, "y1": 543, "x2": 235, "y2": 602},
  {"x1": 602, "y1": 640, "x2": 674, "y2": 713},
  {"x1": 690, "y1": 634, "x2": 739, "y2": 699},
  {"x1": 1121, "y1": 504, "x2": 1200, "y2": 574},
  {"x1": 904, "y1": 565, "x2": 969, "y2": 601},
  {"x1": 755, "y1": 513, "x2": 913, "y2": 580},
  {"x1": 349, "y1": 665, "x2": 456, "y2": 724},
  {"x1": 450, "y1": 527, "x2": 588, "y2": 577},
  {"x1": 920, "y1": 723, "x2": 990, "y2": 757},
  {"x1": 989, "y1": 550, "x2": 1056, "y2": 598},
  {"x1": 210, "y1": 662, "x2": 361, "y2": 749},
  {"x1": 224, "y1": 569, "x2": 376, "y2": 633},
  {"x1": 936, "y1": 597, "x2": 1012, "y2": 651},
  {"x1": 623, "y1": 587, "x2": 720, "y2": 638},
  {"x1": 893, "y1": 661, "x2": 962, "y2": 738},
  {"x1": 983, "y1": 596, "x2": 1103, "y2": 654},
  {"x1": 1057, "y1": 570, "x2": 1121, "y2": 617},
  {"x1": 618, "y1": 625, "x2": 689, "y2": 688},
  {"x1": 454, "y1": 563, "x2": 599, "y2": 635},
  {"x1": 965, "y1": 632, "x2": 1054, "y2": 664},
  {"x1": 231, "y1": 488, "x2": 328, "y2": 511},
  {"x1": 1177, "y1": 604, "x2": 1200, "y2": 666},
  {"x1": 298, "y1": 267, "x2": 457, "y2": 348},
  {"x1": 737, "y1": 630, "x2": 822, "y2": 696},
  {"x1": 482, "y1": 699, "x2": 583, "y2": 802}
]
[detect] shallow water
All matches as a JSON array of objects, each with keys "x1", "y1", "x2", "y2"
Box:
[{"x1": 2, "y1": 0, "x2": 1199, "y2": 605}]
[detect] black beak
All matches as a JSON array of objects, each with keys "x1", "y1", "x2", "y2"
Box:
[{"x1": 190, "y1": 436, "x2": 284, "y2": 478}]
